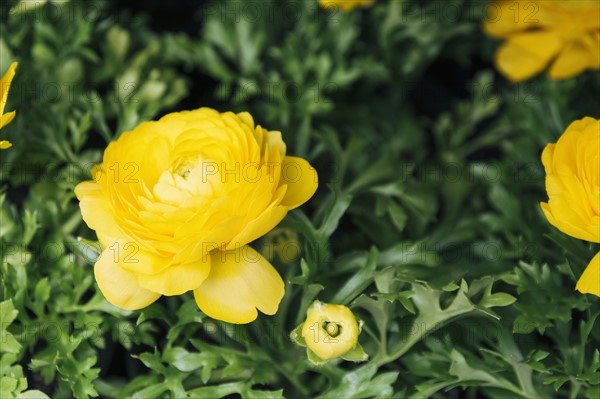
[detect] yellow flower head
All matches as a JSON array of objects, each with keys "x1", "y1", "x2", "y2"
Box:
[
  {"x1": 75, "y1": 108, "x2": 318, "y2": 323},
  {"x1": 319, "y1": 0, "x2": 374, "y2": 12},
  {"x1": 0, "y1": 62, "x2": 18, "y2": 149},
  {"x1": 300, "y1": 301, "x2": 362, "y2": 361},
  {"x1": 540, "y1": 117, "x2": 600, "y2": 296},
  {"x1": 484, "y1": 1, "x2": 600, "y2": 81}
]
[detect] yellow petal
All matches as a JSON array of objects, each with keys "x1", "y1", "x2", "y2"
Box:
[
  {"x1": 549, "y1": 40, "x2": 595, "y2": 80},
  {"x1": 588, "y1": 33, "x2": 600, "y2": 68},
  {"x1": 1, "y1": 62, "x2": 17, "y2": 117},
  {"x1": 483, "y1": 0, "x2": 531, "y2": 38},
  {"x1": 193, "y1": 246, "x2": 284, "y2": 323},
  {"x1": 0, "y1": 110, "x2": 15, "y2": 130},
  {"x1": 541, "y1": 143, "x2": 555, "y2": 174},
  {"x1": 236, "y1": 111, "x2": 255, "y2": 130},
  {"x1": 540, "y1": 201, "x2": 599, "y2": 243},
  {"x1": 279, "y1": 156, "x2": 318, "y2": 210},
  {"x1": 319, "y1": 0, "x2": 374, "y2": 12},
  {"x1": 551, "y1": 120, "x2": 589, "y2": 172},
  {"x1": 495, "y1": 32, "x2": 563, "y2": 82},
  {"x1": 75, "y1": 181, "x2": 127, "y2": 240},
  {"x1": 268, "y1": 130, "x2": 286, "y2": 158},
  {"x1": 576, "y1": 251, "x2": 600, "y2": 297},
  {"x1": 94, "y1": 248, "x2": 161, "y2": 310},
  {"x1": 137, "y1": 258, "x2": 211, "y2": 296},
  {"x1": 225, "y1": 203, "x2": 288, "y2": 250},
  {"x1": 116, "y1": 246, "x2": 171, "y2": 275},
  {"x1": 0, "y1": 140, "x2": 12, "y2": 149}
]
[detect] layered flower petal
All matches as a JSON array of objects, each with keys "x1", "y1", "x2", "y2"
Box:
[
  {"x1": 137, "y1": 258, "x2": 211, "y2": 296},
  {"x1": 280, "y1": 156, "x2": 319, "y2": 209},
  {"x1": 94, "y1": 248, "x2": 161, "y2": 310},
  {"x1": 576, "y1": 251, "x2": 600, "y2": 296},
  {"x1": 226, "y1": 202, "x2": 288, "y2": 250},
  {"x1": 540, "y1": 202, "x2": 599, "y2": 243},
  {"x1": 193, "y1": 246, "x2": 284, "y2": 324},
  {"x1": 494, "y1": 32, "x2": 562, "y2": 82},
  {"x1": 549, "y1": 40, "x2": 596, "y2": 79},
  {"x1": 75, "y1": 181, "x2": 126, "y2": 242}
]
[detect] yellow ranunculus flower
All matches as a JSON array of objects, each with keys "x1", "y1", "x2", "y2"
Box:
[
  {"x1": 319, "y1": 0, "x2": 374, "y2": 12},
  {"x1": 75, "y1": 108, "x2": 318, "y2": 323},
  {"x1": 484, "y1": 1, "x2": 600, "y2": 82},
  {"x1": 540, "y1": 117, "x2": 600, "y2": 297},
  {"x1": 301, "y1": 301, "x2": 361, "y2": 361},
  {"x1": 0, "y1": 62, "x2": 18, "y2": 149}
]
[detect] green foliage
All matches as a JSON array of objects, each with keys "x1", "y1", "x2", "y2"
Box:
[{"x1": 1, "y1": 0, "x2": 598, "y2": 398}]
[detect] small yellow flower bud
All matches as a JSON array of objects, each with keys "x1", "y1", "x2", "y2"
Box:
[{"x1": 301, "y1": 301, "x2": 360, "y2": 361}]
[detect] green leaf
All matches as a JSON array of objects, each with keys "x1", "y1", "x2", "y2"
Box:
[
  {"x1": 331, "y1": 247, "x2": 378, "y2": 304},
  {"x1": 388, "y1": 200, "x2": 408, "y2": 232},
  {"x1": 318, "y1": 190, "x2": 352, "y2": 238},
  {"x1": 0, "y1": 300, "x2": 21, "y2": 354},
  {"x1": 479, "y1": 292, "x2": 517, "y2": 308},
  {"x1": 17, "y1": 390, "x2": 51, "y2": 399},
  {"x1": 341, "y1": 343, "x2": 369, "y2": 362},
  {"x1": 0, "y1": 300, "x2": 18, "y2": 326},
  {"x1": 131, "y1": 383, "x2": 168, "y2": 399},
  {"x1": 34, "y1": 278, "x2": 51, "y2": 305},
  {"x1": 306, "y1": 348, "x2": 327, "y2": 366},
  {"x1": 315, "y1": 364, "x2": 398, "y2": 399},
  {"x1": 133, "y1": 349, "x2": 165, "y2": 373},
  {"x1": 290, "y1": 323, "x2": 306, "y2": 347}
]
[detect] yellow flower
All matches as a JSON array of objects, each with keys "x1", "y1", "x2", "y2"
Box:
[
  {"x1": 540, "y1": 117, "x2": 600, "y2": 297},
  {"x1": 319, "y1": 0, "x2": 374, "y2": 12},
  {"x1": 484, "y1": 1, "x2": 600, "y2": 81},
  {"x1": 300, "y1": 301, "x2": 364, "y2": 361},
  {"x1": 75, "y1": 108, "x2": 318, "y2": 323},
  {"x1": 0, "y1": 62, "x2": 18, "y2": 149}
]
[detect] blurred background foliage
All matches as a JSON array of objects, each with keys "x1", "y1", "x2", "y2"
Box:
[{"x1": 0, "y1": 0, "x2": 599, "y2": 398}]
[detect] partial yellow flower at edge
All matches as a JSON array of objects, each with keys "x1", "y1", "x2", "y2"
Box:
[
  {"x1": 540, "y1": 117, "x2": 600, "y2": 298},
  {"x1": 75, "y1": 108, "x2": 318, "y2": 324},
  {"x1": 483, "y1": 1, "x2": 600, "y2": 82},
  {"x1": 576, "y1": 251, "x2": 600, "y2": 297},
  {"x1": 0, "y1": 62, "x2": 18, "y2": 149},
  {"x1": 319, "y1": 0, "x2": 374, "y2": 12},
  {"x1": 540, "y1": 117, "x2": 600, "y2": 244}
]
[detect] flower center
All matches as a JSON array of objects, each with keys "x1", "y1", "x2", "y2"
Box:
[
  {"x1": 153, "y1": 155, "x2": 221, "y2": 205},
  {"x1": 324, "y1": 322, "x2": 341, "y2": 337},
  {"x1": 173, "y1": 156, "x2": 202, "y2": 179}
]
